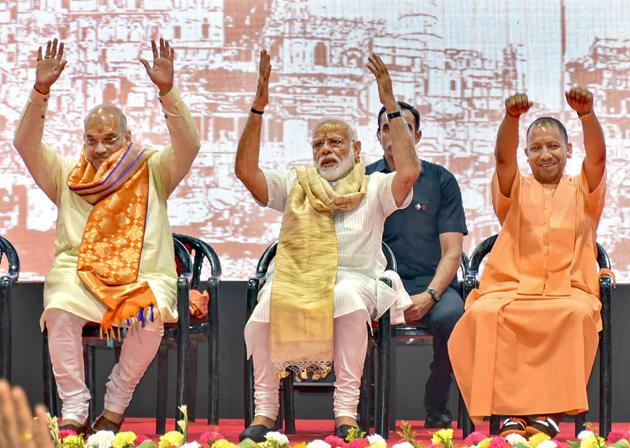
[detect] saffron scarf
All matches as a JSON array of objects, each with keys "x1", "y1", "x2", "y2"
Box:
[
  {"x1": 270, "y1": 160, "x2": 368, "y2": 376},
  {"x1": 67, "y1": 143, "x2": 157, "y2": 344}
]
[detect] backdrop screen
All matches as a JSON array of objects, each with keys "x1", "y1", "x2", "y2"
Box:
[{"x1": 1, "y1": 0, "x2": 629, "y2": 280}]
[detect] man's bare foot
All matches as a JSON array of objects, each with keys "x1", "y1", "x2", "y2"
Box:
[
  {"x1": 335, "y1": 416, "x2": 358, "y2": 428},
  {"x1": 251, "y1": 415, "x2": 276, "y2": 429},
  {"x1": 102, "y1": 409, "x2": 124, "y2": 424},
  {"x1": 59, "y1": 419, "x2": 84, "y2": 428}
]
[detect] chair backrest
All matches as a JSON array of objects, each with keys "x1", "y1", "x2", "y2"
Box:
[
  {"x1": 0, "y1": 237, "x2": 19, "y2": 285},
  {"x1": 173, "y1": 233, "x2": 222, "y2": 290},
  {"x1": 255, "y1": 240, "x2": 398, "y2": 275},
  {"x1": 173, "y1": 237, "x2": 193, "y2": 282},
  {"x1": 466, "y1": 234, "x2": 611, "y2": 289}
]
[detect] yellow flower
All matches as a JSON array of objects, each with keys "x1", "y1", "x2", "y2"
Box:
[
  {"x1": 528, "y1": 433, "x2": 551, "y2": 448},
  {"x1": 62, "y1": 435, "x2": 85, "y2": 447},
  {"x1": 159, "y1": 430, "x2": 185, "y2": 448},
  {"x1": 293, "y1": 443, "x2": 308, "y2": 448},
  {"x1": 113, "y1": 431, "x2": 137, "y2": 448},
  {"x1": 477, "y1": 438, "x2": 493, "y2": 448},
  {"x1": 213, "y1": 439, "x2": 237, "y2": 448},
  {"x1": 432, "y1": 429, "x2": 455, "y2": 446},
  {"x1": 579, "y1": 436, "x2": 605, "y2": 448}
]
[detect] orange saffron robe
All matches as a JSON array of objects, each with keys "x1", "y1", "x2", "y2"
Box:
[{"x1": 448, "y1": 165, "x2": 606, "y2": 419}]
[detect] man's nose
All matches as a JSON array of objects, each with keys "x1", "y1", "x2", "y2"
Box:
[{"x1": 94, "y1": 142, "x2": 108, "y2": 153}]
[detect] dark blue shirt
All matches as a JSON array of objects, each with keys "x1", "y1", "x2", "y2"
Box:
[{"x1": 366, "y1": 158, "x2": 468, "y2": 295}]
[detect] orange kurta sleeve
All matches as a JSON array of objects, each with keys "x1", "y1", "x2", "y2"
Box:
[{"x1": 491, "y1": 170, "x2": 521, "y2": 225}]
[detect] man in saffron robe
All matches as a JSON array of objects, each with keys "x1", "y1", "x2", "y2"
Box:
[
  {"x1": 235, "y1": 52, "x2": 419, "y2": 442},
  {"x1": 448, "y1": 87, "x2": 606, "y2": 438},
  {"x1": 13, "y1": 38, "x2": 200, "y2": 434}
]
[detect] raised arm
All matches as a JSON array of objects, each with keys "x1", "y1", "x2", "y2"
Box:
[
  {"x1": 140, "y1": 38, "x2": 200, "y2": 195},
  {"x1": 367, "y1": 54, "x2": 419, "y2": 206},
  {"x1": 565, "y1": 86, "x2": 606, "y2": 191},
  {"x1": 235, "y1": 50, "x2": 271, "y2": 204},
  {"x1": 495, "y1": 93, "x2": 532, "y2": 197},
  {"x1": 13, "y1": 38, "x2": 67, "y2": 203}
]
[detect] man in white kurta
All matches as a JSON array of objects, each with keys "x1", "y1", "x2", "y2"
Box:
[
  {"x1": 235, "y1": 52, "x2": 420, "y2": 441},
  {"x1": 250, "y1": 168, "x2": 411, "y2": 326},
  {"x1": 13, "y1": 38, "x2": 200, "y2": 433}
]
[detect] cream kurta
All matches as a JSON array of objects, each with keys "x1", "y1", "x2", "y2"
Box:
[
  {"x1": 248, "y1": 168, "x2": 413, "y2": 328},
  {"x1": 14, "y1": 88, "x2": 199, "y2": 329}
]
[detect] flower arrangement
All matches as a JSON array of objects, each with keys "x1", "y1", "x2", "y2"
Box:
[{"x1": 45, "y1": 411, "x2": 630, "y2": 448}]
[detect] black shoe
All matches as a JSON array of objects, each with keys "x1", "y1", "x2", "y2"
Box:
[
  {"x1": 424, "y1": 412, "x2": 452, "y2": 429},
  {"x1": 335, "y1": 424, "x2": 359, "y2": 441},
  {"x1": 239, "y1": 424, "x2": 274, "y2": 442}
]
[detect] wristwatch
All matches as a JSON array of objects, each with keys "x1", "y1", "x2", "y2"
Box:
[{"x1": 426, "y1": 288, "x2": 440, "y2": 303}]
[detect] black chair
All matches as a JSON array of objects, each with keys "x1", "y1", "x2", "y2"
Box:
[
  {"x1": 43, "y1": 235, "x2": 218, "y2": 433},
  {"x1": 384, "y1": 254, "x2": 473, "y2": 437},
  {"x1": 169, "y1": 233, "x2": 222, "y2": 429},
  {"x1": 244, "y1": 241, "x2": 397, "y2": 437},
  {"x1": 0, "y1": 236, "x2": 20, "y2": 381},
  {"x1": 465, "y1": 235, "x2": 613, "y2": 437}
]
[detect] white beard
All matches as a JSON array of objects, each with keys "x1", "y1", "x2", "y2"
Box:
[{"x1": 317, "y1": 152, "x2": 356, "y2": 181}]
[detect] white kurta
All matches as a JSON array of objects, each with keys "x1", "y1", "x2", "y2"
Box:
[
  {"x1": 14, "y1": 87, "x2": 199, "y2": 329},
  {"x1": 249, "y1": 168, "x2": 413, "y2": 327}
]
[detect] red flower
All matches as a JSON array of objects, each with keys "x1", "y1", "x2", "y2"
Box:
[
  {"x1": 325, "y1": 435, "x2": 348, "y2": 447},
  {"x1": 488, "y1": 436, "x2": 509, "y2": 448},
  {"x1": 59, "y1": 429, "x2": 77, "y2": 440},
  {"x1": 200, "y1": 430, "x2": 225, "y2": 444},
  {"x1": 607, "y1": 430, "x2": 630, "y2": 444},
  {"x1": 464, "y1": 431, "x2": 488, "y2": 446},
  {"x1": 348, "y1": 438, "x2": 369, "y2": 448}
]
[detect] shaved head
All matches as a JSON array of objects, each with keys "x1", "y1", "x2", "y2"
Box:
[{"x1": 84, "y1": 105, "x2": 127, "y2": 133}]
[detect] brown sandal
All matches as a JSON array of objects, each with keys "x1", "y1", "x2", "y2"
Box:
[
  {"x1": 91, "y1": 414, "x2": 124, "y2": 434},
  {"x1": 59, "y1": 420, "x2": 90, "y2": 437}
]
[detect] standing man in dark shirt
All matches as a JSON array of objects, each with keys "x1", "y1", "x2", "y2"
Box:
[{"x1": 366, "y1": 102, "x2": 467, "y2": 428}]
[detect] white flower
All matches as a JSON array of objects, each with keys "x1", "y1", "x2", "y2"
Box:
[
  {"x1": 181, "y1": 443, "x2": 202, "y2": 448},
  {"x1": 392, "y1": 442, "x2": 415, "y2": 448},
  {"x1": 307, "y1": 440, "x2": 332, "y2": 448},
  {"x1": 265, "y1": 431, "x2": 290, "y2": 444},
  {"x1": 537, "y1": 441, "x2": 558, "y2": 448},
  {"x1": 87, "y1": 430, "x2": 116, "y2": 448},
  {"x1": 506, "y1": 434, "x2": 528, "y2": 446},
  {"x1": 367, "y1": 434, "x2": 387, "y2": 446},
  {"x1": 578, "y1": 430, "x2": 596, "y2": 440}
]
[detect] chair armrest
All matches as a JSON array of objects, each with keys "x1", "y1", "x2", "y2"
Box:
[
  {"x1": 246, "y1": 276, "x2": 263, "y2": 318},
  {"x1": 462, "y1": 274, "x2": 479, "y2": 306}
]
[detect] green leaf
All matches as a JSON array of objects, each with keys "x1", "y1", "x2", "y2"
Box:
[
  {"x1": 136, "y1": 441, "x2": 159, "y2": 448},
  {"x1": 239, "y1": 438, "x2": 262, "y2": 448}
]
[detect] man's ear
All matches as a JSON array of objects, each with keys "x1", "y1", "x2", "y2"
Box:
[
  {"x1": 353, "y1": 140, "x2": 362, "y2": 160},
  {"x1": 376, "y1": 130, "x2": 382, "y2": 146},
  {"x1": 566, "y1": 142, "x2": 573, "y2": 158},
  {"x1": 415, "y1": 130, "x2": 422, "y2": 144}
]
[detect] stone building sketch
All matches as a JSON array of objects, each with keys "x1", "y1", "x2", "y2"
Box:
[{"x1": 0, "y1": 0, "x2": 628, "y2": 279}]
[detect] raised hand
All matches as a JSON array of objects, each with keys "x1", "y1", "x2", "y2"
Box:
[
  {"x1": 565, "y1": 86, "x2": 593, "y2": 117},
  {"x1": 367, "y1": 54, "x2": 397, "y2": 111},
  {"x1": 139, "y1": 38, "x2": 174, "y2": 96},
  {"x1": 35, "y1": 38, "x2": 67, "y2": 94},
  {"x1": 252, "y1": 50, "x2": 271, "y2": 112},
  {"x1": 505, "y1": 93, "x2": 533, "y2": 118}
]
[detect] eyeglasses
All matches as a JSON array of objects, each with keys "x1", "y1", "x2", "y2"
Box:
[
  {"x1": 85, "y1": 134, "x2": 123, "y2": 149},
  {"x1": 311, "y1": 138, "x2": 348, "y2": 151}
]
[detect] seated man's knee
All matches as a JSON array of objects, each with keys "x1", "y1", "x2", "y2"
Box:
[{"x1": 431, "y1": 289, "x2": 464, "y2": 334}]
